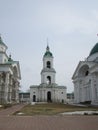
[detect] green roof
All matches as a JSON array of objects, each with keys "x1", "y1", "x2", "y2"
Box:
[
  {"x1": 44, "y1": 45, "x2": 53, "y2": 57},
  {"x1": 89, "y1": 43, "x2": 98, "y2": 56},
  {"x1": 44, "y1": 51, "x2": 53, "y2": 57}
]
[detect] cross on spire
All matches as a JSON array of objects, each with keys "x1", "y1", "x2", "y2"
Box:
[{"x1": 46, "y1": 38, "x2": 50, "y2": 51}]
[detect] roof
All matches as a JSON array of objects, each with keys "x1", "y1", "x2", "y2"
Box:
[
  {"x1": 44, "y1": 51, "x2": 53, "y2": 57},
  {"x1": 89, "y1": 43, "x2": 98, "y2": 56},
  {"x1": 44, "y1": 45, "x2": 53, "y2": 57}
]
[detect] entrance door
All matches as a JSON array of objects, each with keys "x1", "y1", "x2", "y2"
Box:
[
  {"x1": 33, "y1": 95, "x2": 36, "y2": 102},
  {"x1": 47, "y1": 91, "x2": 52, "y2": 102}
]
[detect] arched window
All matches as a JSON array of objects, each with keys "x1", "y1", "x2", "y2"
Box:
[
  {"x1": 47, "y1": 76, "x2": 51, "y2": 84},
  {"x1": 47, "y1": 61, "x2": 51, "y2": 68},
  {"x1": 85, "y1": 71, "x2": 89, "y2": 76},
  {"x1": 78, "y1": 65, "x2": 89, "y2": 77}
]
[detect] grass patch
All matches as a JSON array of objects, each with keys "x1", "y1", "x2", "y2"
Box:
[{"x1": 14, "y1": 103, "x2": 98, "y2": 116}]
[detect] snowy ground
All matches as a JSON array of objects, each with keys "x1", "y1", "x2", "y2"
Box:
[{"x1": 61, "y1": 111, "x2": 98, "y2": 115}]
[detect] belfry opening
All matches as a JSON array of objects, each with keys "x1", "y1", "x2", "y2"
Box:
[{"x1": 47, "y1": 76, "x2": 51, "y2": 84}]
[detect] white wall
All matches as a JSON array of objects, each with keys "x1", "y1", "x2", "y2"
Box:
[{"x1": 30, "y1": 86, "x2": 67, "y2": 103}]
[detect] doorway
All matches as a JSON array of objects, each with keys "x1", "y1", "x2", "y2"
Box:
[
  {"x1": 47, "y1": 91, "x2": 52, "y2": 102},
  {"x1": 33, "y1": 95, "x2": 36, "y2": 102}
]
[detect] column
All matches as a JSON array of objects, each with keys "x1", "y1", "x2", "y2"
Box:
[
  {"x1": 9, "y1": 75, "x2": 12, "y2": 103},
  {"x1": 15, "y1": 81, "x2": 19, "y2": 103},
  {"x1": 91, "y1": 74, "x2": 96, "y2": 104},
  {"x1": 4, "y1": 72, "x2": 9, "y2": 103},
  {"x1": 53, "y1": 89, "x2": 55, "y2": 102}
]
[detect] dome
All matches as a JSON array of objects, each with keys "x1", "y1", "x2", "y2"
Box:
[
  {"x1": 44, "y1": 51, "x2": 53, "y2": 57},
  {"x1": 89, "y1": 43, "x2": 98, "y2": 56},
  {"x1": 44, "y1": 45, "x2": 53, "y2": 57}
]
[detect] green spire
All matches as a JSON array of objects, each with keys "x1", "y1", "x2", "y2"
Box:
[
  {"x1": 46, "y1": 45, "x2": 50, "y2": 51},
  {"x1": 44, "y1": 44, "x2": 53, "y2": 57},
  {"x1": 46, "y1": 38, "x2": 50, "y2": 51}
]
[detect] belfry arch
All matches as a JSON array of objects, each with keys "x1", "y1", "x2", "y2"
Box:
[
  {"x1": 47, "y1": 76, "x2": 51, "y2": 84},
  {"x1": 47, "y1": 61, "x2": 51, "y2": 68},
  {"x1": 78, "y1": 65, "x2": 89, "y2": 77}
]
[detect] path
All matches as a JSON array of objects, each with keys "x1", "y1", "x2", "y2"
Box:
[
  {"x1": 0, "y1": 104, "x2": 25, "y2": 116},
  {"x1": 0, "y1": 104, "x2": 98, "y2": 130}
]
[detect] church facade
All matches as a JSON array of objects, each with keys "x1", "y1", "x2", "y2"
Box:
[
  {"x1": 30, "y1": 45, "x2": 67, "y2": 103},
  {"x1": 72, "y1": 43, "x2": 98, "y2": 105},
  {"x1": 0, "y1": 36, "x2": 21, "y2": 104}
]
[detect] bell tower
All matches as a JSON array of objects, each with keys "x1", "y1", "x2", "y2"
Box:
[{"x1": 41, "y1": 45, "x2": 56, "y2": 85}]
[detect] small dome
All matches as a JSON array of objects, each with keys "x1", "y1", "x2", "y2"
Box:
[
  {"x1": 44, "y1": 51, "x2": 53, "y2": 57},
  {"x1": 89, "y1": 43, "x2": 98, "y2": 56},
  {"x1": 44, "y1": 45, "x2": 53, "y2": 57}
]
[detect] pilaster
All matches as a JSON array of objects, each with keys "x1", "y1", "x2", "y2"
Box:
[{"x1": 4, "y1": 72, "x2": 9, "y2": 103}]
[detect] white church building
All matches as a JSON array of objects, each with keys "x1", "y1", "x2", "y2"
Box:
[
  {"x1": 0, "y1": 36, "x2": 21, "y2": 104},
  {"x1": 72, "y1": 42, "x2": 98, "y2": 105},
  {"x1": 30, "y1": 45, "x2": 67, "y2": 103}
]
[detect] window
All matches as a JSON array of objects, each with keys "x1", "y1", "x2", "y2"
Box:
[
  {"x1": 47, "y1": 61, "x2": 51, "y2": 68},
  {"x1": 85, "y1": 71, "x2": 89, "y2": 76}
]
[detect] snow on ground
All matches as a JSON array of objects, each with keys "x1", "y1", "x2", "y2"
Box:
[{"x1": 61, "y1": 111, "x2": 98, "y2": 115}]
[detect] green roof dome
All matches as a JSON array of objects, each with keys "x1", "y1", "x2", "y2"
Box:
[
  {"x1": 44, "y1": 45, "x2": 53, "y2": 57},
  {"x1": 89, "y1": 43, "x2": 98, "y2": 56},
  {"x1": 44, "y1": 51, "x2": 53, "y2": 57}
]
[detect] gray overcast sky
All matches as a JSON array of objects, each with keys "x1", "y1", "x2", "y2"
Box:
[{"x1": 0, "y1": 0, "x2": 98, "y2": 92}]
